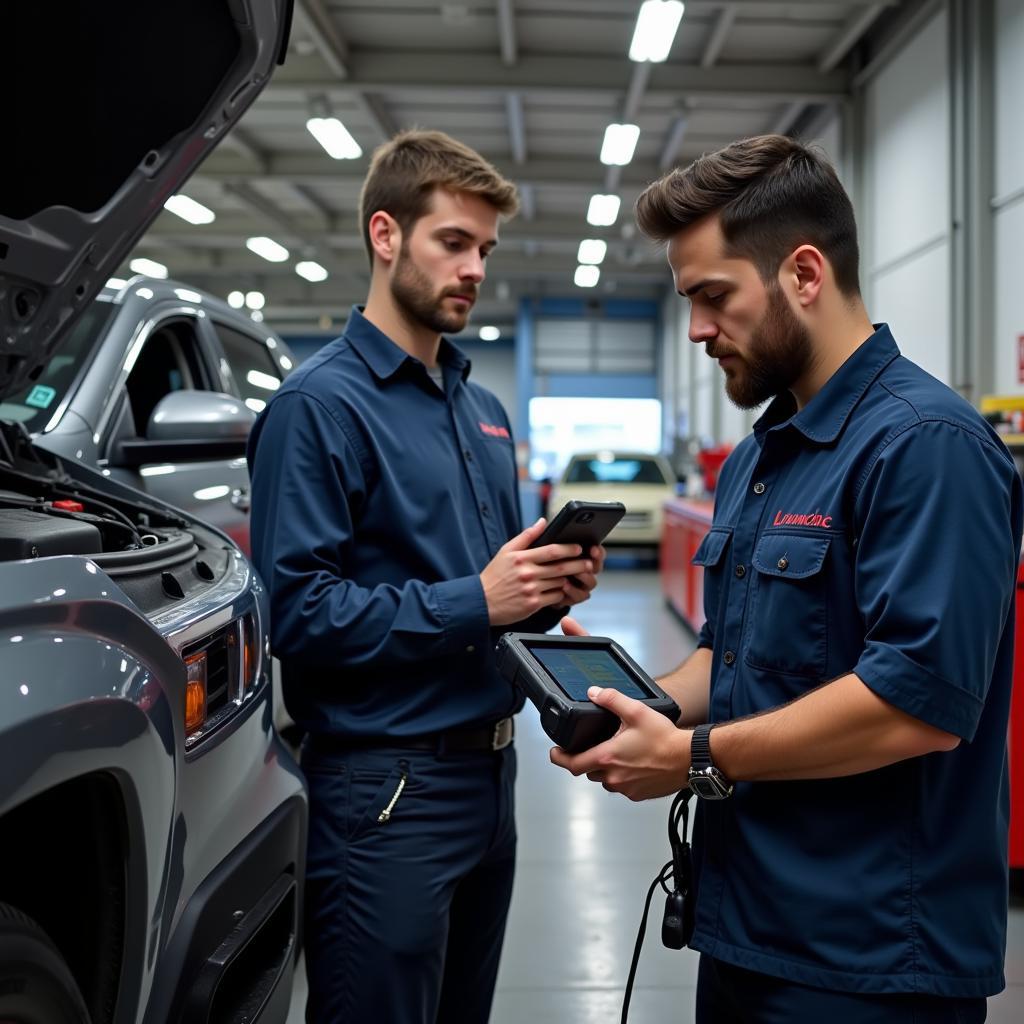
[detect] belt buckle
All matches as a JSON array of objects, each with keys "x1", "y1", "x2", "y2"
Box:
[{"x1": 491, "y1": 717, "x2": 513, "y2": 751}]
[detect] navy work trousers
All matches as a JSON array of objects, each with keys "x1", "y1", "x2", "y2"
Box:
[
  {"x1": 300, "y1": 740, "x2": 517, "y2": 1024},
  {"x1": 696, "y1": 955, "x2": 987, "y2": 1023}
]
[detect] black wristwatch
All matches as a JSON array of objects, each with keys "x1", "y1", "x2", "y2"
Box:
[{"x1": 688, "y1": 722, "x2": 733, "y2": 800}]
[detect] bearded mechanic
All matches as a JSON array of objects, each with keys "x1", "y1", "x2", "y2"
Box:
[{"x1": 551, "y1": 134, "x2": 1021, "y2": 1024}]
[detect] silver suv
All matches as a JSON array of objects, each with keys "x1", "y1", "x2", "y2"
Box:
[{"x1": 0, "y1": 2, "x2": 306, "y2": 1022}]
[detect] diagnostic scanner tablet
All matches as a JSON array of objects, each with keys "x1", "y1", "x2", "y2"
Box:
[{"x1": 496, "y1": 633, "x2": 680, "y2": 753}]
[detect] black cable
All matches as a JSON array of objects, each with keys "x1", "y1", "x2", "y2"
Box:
[
  {"x1": 620, "y1": 789, "x2": 694, "y2": 1024},
  {"x1": 620, "y1": 861, "x2": 673, "y2": 1024}
]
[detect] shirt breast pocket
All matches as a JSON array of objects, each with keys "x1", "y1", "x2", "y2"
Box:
[
  {"x1": 692, "y1": 526, "x2": 733, "y2": 629},
  {"x1": 745, "y1": 531, "x2": 831, "y2": 678}
]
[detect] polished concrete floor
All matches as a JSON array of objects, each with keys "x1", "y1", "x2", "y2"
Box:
[{"x1": 286, "y1": 566, "x2": 1024, "y2": 1022}]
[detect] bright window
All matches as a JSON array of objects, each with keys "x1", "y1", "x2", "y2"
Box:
[{"x1": 528, "y1": 397, "x2": 662, "y2": 479}]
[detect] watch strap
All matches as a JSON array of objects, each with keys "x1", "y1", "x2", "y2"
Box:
[{"x1": 691, "y1": 722, "x2": 715, "y2": 771}]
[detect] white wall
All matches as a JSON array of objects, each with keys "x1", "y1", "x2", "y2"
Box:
[
  {"x1": 465, "y1": 344, "x2": 516, "y2": 423},
  {"x1": 862, "y1": 8, "x2": 951, "y2": 383},
  {"x1": 994, "y1": 0, "x2": 1024, "y2": 394}
]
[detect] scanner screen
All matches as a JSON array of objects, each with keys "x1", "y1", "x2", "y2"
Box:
[{"x1": 531, "y1": 646, "x2": 649, "y2": 702}]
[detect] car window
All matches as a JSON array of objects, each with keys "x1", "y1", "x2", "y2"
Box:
[
  {"x1": 125, "y1": 318, "x2": 211, "y2": 435},
  {"x1": 0, "y1": 299, "x2": 116, "y2": 431},
  {"x1": 565, "y1": 457, "x2": 670, "y2": 485},
  {"x1": 212, "y1": 322, "x2": 283, "y2": 414}
]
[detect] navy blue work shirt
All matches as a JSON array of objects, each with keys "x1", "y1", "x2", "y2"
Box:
[
  {"x1": 689, "y1": 325, "x2": 1022, "y2": 998},
  {"x1": 247, "y1": 307, "x2": 558, "y2": 738}
]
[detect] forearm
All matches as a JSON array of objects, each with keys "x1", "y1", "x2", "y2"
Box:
[
  {"x1": 656, "y1": 646, "x2": 712, "y2": 727},
  {"x1": 711, "y1": 672, "x2": 960, "y2": 782}
]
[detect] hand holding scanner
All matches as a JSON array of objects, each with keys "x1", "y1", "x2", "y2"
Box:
[{"x1": 495, "y1": 633, "x2": 680, "y2": 752}]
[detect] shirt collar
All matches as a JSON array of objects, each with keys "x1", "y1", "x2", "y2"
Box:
[
  {"x1": 753, "y1": 323, "x2": 900, "y2": 445},
  {"x1": 343, "y1": 305, "x2": 472, "y2": 384}
]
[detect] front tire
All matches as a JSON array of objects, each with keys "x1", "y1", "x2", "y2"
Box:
[{"x1": 0, "y1": 902, "x2": 90, "y2": 1023}]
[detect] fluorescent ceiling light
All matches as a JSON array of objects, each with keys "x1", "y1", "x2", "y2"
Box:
[
  {"x1": 600, "y1": 124, "x2": 640, "y2": 166},
  {"x1": 245, "y1": 398, "x2": 267, "y2": 414},
  {"x1": 227, "y1": 291, "x2": 245, "y2": 308},
  {"x1": 574, "y1": 265, "x2": 600, "y2": 288},
  {"x1": 105, "y1": 278, "x2": 127, "y2": 290},
  {"x1": 630, "y1": 1, "x2": 685, "y2": 63},
  {"x1": 478, "y1": 326, "x2": 501, "y2": 341},
  {"x1": 577, "y1": 239, "x2": 608, "y2": 265},
  {"x1": 587, "y1": 194, "x2": 621, "y2": 226},
  {"x1": 129, "y1": 257, "x2": 167, "y2": 279},
  {"x1": 245, "y1": 291, "x2": 265, "y2": 310},
  {"x1": 306, "y1": 117, "x2": 363, "y2": 160},
  {"x1": 174, "y1": 288, "x2": 202, "y2": 303},
  {"x1": 164, "y1": 194, "x2": 216, "y2": 224},
  {"x1": 296, "y1": 260, "x2": 329, "y2": 282},
  {"x1": 246, "y1": 236, "x2": 289, "y2": 263},
  {"x1": 279, "y1": 355, "x2": 293, "y2": 370}
]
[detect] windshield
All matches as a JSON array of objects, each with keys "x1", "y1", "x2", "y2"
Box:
[
  {"x1": 565, "y1": 456, "x2": 670, "y2": 485},
  {"x1": 0, "y1": 299, "x2": 116, "y2": 432}
]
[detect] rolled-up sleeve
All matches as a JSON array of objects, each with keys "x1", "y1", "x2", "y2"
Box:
[
  {"x1": 852, "y1": 420, "x2": 1020, "y2": 740},
  {"x1": 248, "y1": 391, "x2": 491, "y2": 670}
]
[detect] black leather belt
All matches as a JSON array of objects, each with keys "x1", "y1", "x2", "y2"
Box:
[{"x1": 309, "y1": 716, "x2": 514, "y2": 755}]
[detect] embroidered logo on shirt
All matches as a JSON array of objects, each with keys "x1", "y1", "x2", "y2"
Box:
[
  {"x1": 773, "y1": 510, "x2": 833, "y2": 528},
  {"x1": 479, "y1": 421, "x2": 511, "y2": 439}
]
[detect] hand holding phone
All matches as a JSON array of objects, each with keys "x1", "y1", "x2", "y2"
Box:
[{"x1": 531, "y1": 500, "x2": 624, "y2": 588}]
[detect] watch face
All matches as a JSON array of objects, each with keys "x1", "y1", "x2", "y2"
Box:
[{"x1": 689, "y1": 768, "x2": 732, "y2": 800}]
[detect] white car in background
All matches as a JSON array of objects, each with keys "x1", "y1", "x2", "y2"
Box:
[{"x1": 549, "y1": 451, "x2": 677, "y2": 546}]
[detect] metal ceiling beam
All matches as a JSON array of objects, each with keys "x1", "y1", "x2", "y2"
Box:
[
  {"x1": 146, "y1": 212, "x2": 630, "y2": 246},
  {"x1": 264, "y1": 55, "x2": 850, "y2": 103},
  {"x1": 819, "y1": 3, "x2": 887, "y2": 72},
  {"x1": 133, "y1": 249, "x2": 669, "y2": 284},
  {"x1": 497, "y1": 0, "x2": 518, "y2": 66},
  {"x1": 770, "y1": 101, "x2": 807, "y2": 136},
  {"x1": 353, "y1": 92, "x2": 399, "y2": 143},
  {"x1": 659, "y1": 113, "x2": 691, "y2": 170},
  {"x1": 293, "y1": 0, "x2": 350, "y2": 79},
  {"x1": 701, "y1": 5, "x2": 736, "y2": 68},
  {"x1": 506, "y1": 93, "x2": 528, "y2": 164},
  {"x1": 195, "y1": 155, "x2": 684, "y2": 190},
  {"x1": 221, "y1": 126, "x2": 269, "y2": 171}
]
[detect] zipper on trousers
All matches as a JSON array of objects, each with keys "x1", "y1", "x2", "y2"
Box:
[{"x1": 377, "y1": 771, "x2": 408, "y2": 823}]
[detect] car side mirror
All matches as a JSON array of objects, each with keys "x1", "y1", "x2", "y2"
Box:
[
  {"x1": 108, "y1": 391, "x2": 257, "y2": 467},
  {"x1": 147, "y1": 391, "x2": 255, "y2": 442}
]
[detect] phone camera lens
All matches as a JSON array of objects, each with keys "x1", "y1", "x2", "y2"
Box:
[{"x1": 577, "y1": 511, "x2": 594, "y2": 524}]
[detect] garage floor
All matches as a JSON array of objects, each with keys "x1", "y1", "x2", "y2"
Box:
[{"x1": 286, "y1": 568, "x2": 1024, "y2": 1023}]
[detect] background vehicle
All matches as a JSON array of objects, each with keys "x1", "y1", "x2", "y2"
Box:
[
  {"x1": 549, "y1": 451, "x2": 677, "y2": 546},
  {"x1": 0, "y1": 2, "x2": 306, "y2": 1022},
  {"x1": 0, "y1": 276, "x2": 296, "y2": 556}
]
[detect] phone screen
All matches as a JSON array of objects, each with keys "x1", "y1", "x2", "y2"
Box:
[{"x1": 529, "y1": 645, "x2": 650, "y2": 702}]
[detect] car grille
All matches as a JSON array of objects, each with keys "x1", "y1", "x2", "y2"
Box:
[{"x1": 620, "y1": 511, "x2": 653, "y2": 526}]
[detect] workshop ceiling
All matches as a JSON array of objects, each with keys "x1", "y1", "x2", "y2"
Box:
[{"x1": 124, "y1": 0, "x2": 909, "y2": 338}]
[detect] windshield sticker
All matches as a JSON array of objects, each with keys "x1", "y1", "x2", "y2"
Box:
[{"x1": 25, "y1": 385, "x2": 57, "y2": 410}]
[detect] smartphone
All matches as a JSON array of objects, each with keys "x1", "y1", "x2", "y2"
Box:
[{"x1": 531, "y1": 500, "x2": 625, "y2": 587}]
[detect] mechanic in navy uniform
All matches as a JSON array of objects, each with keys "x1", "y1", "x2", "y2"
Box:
[
  {"x1": 248, "y1": 130, "x2": 606, "y2": 1024},
  {"x1": 551, "y1": 135, "x2": 1021, "y2": 1023}
]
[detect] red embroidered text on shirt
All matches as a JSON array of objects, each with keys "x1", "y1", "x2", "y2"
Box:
[
  {"x1": 773, "y1": 510, "x2": 833, "y2": 528},
  {"x1": 479, "y1": 422, "x2": 511, "y2": 439}
]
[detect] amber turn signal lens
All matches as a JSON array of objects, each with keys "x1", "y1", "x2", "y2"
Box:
[{"x1": 184, "y1": 651, "x2": 207, "y2": 733}]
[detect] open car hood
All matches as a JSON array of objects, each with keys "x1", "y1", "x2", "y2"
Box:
[{"x1": 0, "y1": 0, "x2": 294, "y2": 400}]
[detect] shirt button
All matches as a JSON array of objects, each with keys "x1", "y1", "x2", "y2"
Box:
[
  {"x1": 735, "y1": 564, "x2": 746, "y2": 578},
  {"x1": 466, "y1": 645, "x2": 476, "y2": 653},
  {"x1": 723, "y1": 650, "x2": 736, "y2": 666},
  {"x1": 481, "y1": 503, "x2": 490, "y2": 516},
  {"x1": 777, "y1": 557, "x2": 789, "y2": 571},
  {"x1": 753, "y1": 482, "x2": 766, "y2": 495},
  {"x1": 464, "y1": 449, "x2": 473, "y2": 461}
]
